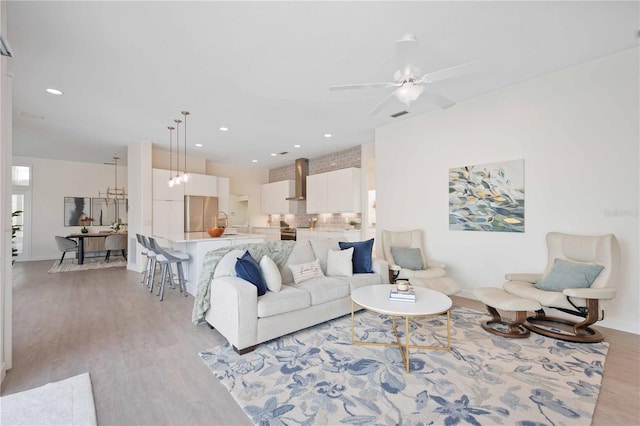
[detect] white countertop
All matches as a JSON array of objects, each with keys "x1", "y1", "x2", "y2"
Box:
[{"x1": 156, "y1": 232, "x2": 266, "y2": 243}]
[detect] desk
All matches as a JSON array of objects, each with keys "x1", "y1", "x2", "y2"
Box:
[{"x1": 66, "y1": 233, "x2": 126, "y2": 265}]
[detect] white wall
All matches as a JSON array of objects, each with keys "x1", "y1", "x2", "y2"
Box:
[
  {"x1": 376, "y1": 48, "x2": 639, "y2": 334},
  {"x1": 12, "y1": 156, "x2": 128, "y2": 261},
  {"x1": 206, "y1": 161, "x2": 269, "y2": 228}
]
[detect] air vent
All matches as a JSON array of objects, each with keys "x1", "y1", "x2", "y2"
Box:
[
  {"x1": 390, "y1": 111, "x2": 409, "y2": 118},
  {"x1": 279, "y1": 151, "x2": 289, "y2": 155}
]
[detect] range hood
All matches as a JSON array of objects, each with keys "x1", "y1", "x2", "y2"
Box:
[{"x1": 286, "y1": 158, "x2": 309, "y2": 201}]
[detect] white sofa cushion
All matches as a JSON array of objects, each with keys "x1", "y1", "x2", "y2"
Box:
[
  {"x1": 280, "y1": 241, "x2": 316, "y2": 285},
  {"x1": 341, "y1": 273, "x2": 384, "y2": 292},
  {"x1": 260, "y1": 255, "x2": 282, "y2": 292},
  {"x1": 327, "y1": 247, "x2": 353, "y2": 277},
  {"x1": 295, "y1": 277, "x2": 350, "y2": 306},
  {"x1": 257, "y1": 285, "x2": 311, "y2": 318},
  {"x1": 309, "y1": 238, "x2": 340, "y2": 273},
  {"x1": 213, "y1": 249, "x2": 245, "y2": 278}
]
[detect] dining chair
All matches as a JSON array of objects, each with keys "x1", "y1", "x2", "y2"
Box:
[
  {"x1": 54, "y1": 236, "x2": 78, "y2": 265},
  {"x1": 104, "y1": 234, "x2": 127, "y2": 263}
]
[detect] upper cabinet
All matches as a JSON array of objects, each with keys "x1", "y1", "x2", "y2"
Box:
[
  {"x1": 261, "y1": 180, "x2": 296, "y2": 214},
  {"x1": 152, "y1": 169, "x2": 184, "y2": 201},
  {"x1": 153, "y1": 169, "x2": 222, "y2": 200},
  {"x1": 217, "y1": 177, "x2": 230, "y2": 214},
  {"x1": 307, "y1": 168, "x2": 361, "y2": 214},
  {"x1": 184, "y1": 173, "x2": 218, "y2": 197}
]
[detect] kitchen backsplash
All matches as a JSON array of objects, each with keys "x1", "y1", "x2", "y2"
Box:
[{"x1": 268, "y1": 211, "x2": 361, "y2": 230}]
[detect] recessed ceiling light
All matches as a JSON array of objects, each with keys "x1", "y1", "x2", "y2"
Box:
[
  {"x1": 324, "y1": 133, "x2": 332, "y2": 138},
  {"x1": 251, "y1": 159, "x2": 258, "y2": 163},
  {"x1": 219, "y1": 127, "x2": 229, "y2": 132},
  {"x1": 270, "y1": 153, "x2": 277, "y2": 156},
  {"x1": 46, "y1": 88, "x2": 63, "y2": 95},
  {"x1": 294, "y1": 144, "x2": 301, "y2": 148},
  {"x1": 195, "y1": 143, "x2": 203, "y2": 147}
]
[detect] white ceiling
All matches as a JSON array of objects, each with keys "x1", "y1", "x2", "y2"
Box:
[{"x1": 7, "y1": 1, "x2": 639, "y2": 168}]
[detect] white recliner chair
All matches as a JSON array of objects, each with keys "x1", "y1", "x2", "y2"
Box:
[
  {"x1": 381, "y1": 229, "x2": 461, "y2": 295},
  {"x1": 476, "y1": 232, "x2": 620, "y2": 343}
]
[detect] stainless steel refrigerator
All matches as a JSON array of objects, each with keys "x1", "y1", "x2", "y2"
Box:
[{"x1": 184, "y1": 195, "x2": 218, "y2": 232}]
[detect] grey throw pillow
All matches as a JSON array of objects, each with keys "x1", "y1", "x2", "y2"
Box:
[
  {"x1": 390, "y1": 247, "x2": 425, "y2": 270},
  {"x1": 534, "y1": 258, "x2": 604, "y2": 291}
]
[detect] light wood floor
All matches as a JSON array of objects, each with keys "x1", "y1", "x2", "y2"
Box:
[{"x1": 2, "y1": 261, "x2": 639, "y2": 425}]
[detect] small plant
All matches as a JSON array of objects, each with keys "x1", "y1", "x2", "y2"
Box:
[
  {"x1": 111, "y1": 220, "x2": 122, "y2": 232},
  {"x1": 12, "y1": 210, "x2": 23, "y2": 263}
]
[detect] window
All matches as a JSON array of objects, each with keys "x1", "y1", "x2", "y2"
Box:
[{"x1": 12, "y1": 165, "x2": 30, "y2": 186}]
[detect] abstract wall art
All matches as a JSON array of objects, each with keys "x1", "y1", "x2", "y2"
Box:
[
  {"x1": 64, "y1": 197, "x2": 91, "y2": 226},
  {"x1": 449, "y1": 159, "x2": 524, "y2": 232}
]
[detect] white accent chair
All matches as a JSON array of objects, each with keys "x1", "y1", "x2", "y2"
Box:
[
  {"x1": 478, "y1": 232, "x2": 620, "y2": 343},
  {"x1": 381, "y1": 229, "x2": 461, "y2": 295}
]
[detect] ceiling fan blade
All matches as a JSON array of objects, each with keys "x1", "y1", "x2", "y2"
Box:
[
  {"x1": 395, "y1": 34, "x2": 421, "y2": 78},
  {"x1": 368, "y1": 91, "x2": 397, "y2": 116},
  {"x1": 421, "y1": 88, "x2": 456, "y2": 109},
  {"x1": 422, "y1": 61, "x2": 480, "y2": 84},
  {"x1": 329, "y1": 82, "x2": 397, "y2": 91}
]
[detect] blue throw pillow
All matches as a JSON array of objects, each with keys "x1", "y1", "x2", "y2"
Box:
[
  {"x1": 339, "y1": 239, "x2": 374, "y2": 274},
  {"x1": 534, "y1": 258, "x2": 604, "y2": 292},
  {"x1": 235, "y1": 251, "x2": 267, "y2": 296},
  {"x1": 390, "y1": 246, "x2": 425, "y2": 270}
]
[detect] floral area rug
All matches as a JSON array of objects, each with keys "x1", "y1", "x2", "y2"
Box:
[{"x1": 199, "y1": 306, "x2": 608, "y2": 425}]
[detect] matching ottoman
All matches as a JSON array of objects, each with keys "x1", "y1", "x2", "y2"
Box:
[{"x1": 474, "y1": 287, "x2": 541, "y2": 338}]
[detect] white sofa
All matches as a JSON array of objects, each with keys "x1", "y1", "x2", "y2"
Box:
[{"x1": 204, "y1": 238, "x2": 389, "y2": 354}]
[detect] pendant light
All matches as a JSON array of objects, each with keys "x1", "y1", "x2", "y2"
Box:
[
  {"x1": 173, "y1": 118, "x2": 182, "y2": 186},
  {"x1": 181, "y1": 111, "x2": 190, "y2": 183},
  {"x1": 167, "y1": 126, "x2": 175, "y2": 187}
]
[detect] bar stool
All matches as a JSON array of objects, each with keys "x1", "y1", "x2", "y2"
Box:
[
  {"x1": 136, "y1": 234, "x2": 155, "y2": 285},
  {"x1": 147, "y1": 237, "x2": 190, "y2": 301}
]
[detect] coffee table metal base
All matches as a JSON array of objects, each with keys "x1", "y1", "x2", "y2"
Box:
[{"x1": 351, "y1": 300, "x2": 451, "y2": 373}]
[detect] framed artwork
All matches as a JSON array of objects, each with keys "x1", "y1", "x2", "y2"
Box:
[
  {"x1": 449, "y1": 159, "x2": 525, "y2": 232},
  {"x1": 91, "y1": 198, "x2": 128, "y2": 226},
  {"x1": 64, "y1": 197, "x2": 91, "y2": 226}
]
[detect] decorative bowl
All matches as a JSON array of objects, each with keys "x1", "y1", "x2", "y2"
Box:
[{"x1": 207, "y1": 227, "x2": 225, "y2": 238}]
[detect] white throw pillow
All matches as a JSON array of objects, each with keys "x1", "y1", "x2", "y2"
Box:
[
  {"x1": 288, "y1": 258, "x2": 324, "y2": 285},
  {"x1": 213, "y1": 249, "x2": 245, "y2": 278},
  {"x1": 327, "y1": 247, "x2": 353, "y2": 277},
  {"x1": 260, "y1": 255, "x2": 282, "y2": 292}
]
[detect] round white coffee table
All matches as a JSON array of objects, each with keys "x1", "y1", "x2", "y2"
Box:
[{"x1": 351, "y1": 284, "x2": 452, "y2": 373}]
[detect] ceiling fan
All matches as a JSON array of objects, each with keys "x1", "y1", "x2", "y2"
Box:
[{"x1": 330, "y1": 34, "x2": 470, "y2": 116}]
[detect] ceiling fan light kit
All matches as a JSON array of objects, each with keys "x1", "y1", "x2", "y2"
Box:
[
  {"x1": 394, "y1": 83, "x2": 424, "y2": 105},
  {"x1": 329, "y1": 33, "x2": 463, "y2": 115}
]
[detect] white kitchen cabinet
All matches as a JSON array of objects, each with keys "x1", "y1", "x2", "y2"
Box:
[
  {"x1": 217, "y1": 177, "x2": 230, "y2": 214},
  {"x1": 306, "y1": 168, "x2": 361, "y2": 213},
  {"x1": 305, "y1": 173, "x2": 327, "y2": 214},
  {"x1": 184, "y1": 173, "x2": 218, "y2": 197},
  {"x1": 153, "y1": 168, "x2": 184, "y2": 201},
  {"x1": 251, "y1": 227, "x2": 281, "y2": 242},
  {"x1": 261, "y1": 180, "x2": 296, "y2": 214},
  {"x1": 152, "y1": 200, "x2": 184, "y2": 237}
]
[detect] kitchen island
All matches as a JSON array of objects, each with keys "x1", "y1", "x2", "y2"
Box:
[{"x1": 154, "y1": 232, "x2": 265, "y2": 295}]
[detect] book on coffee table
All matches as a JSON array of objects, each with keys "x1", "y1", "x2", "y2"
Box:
[{"x1": 389, "y1": 288, "x2": 416, "y2": 302}]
